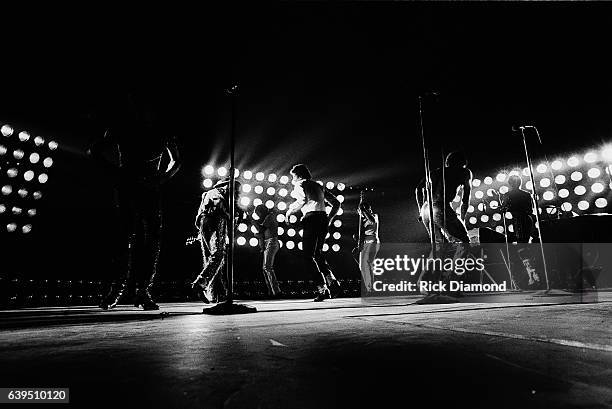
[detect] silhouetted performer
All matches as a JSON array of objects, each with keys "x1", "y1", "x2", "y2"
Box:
[
  {"x1": 253, "y1": 204, "x2": 282, "y2": 297},
  {"x1": 191, "y1": 177, "x2": 240, "y2": 303},
  {"x1": 415, "y1": 151, "x2": 472, "y2": 243},
  {"x1": 501, "y1": 175, "x2": 534, "y2": 243},
  {"x1": 357, "y1": 202, "x2": 380, "y2": 293},
  {"x1": 88, "y1": 92, "x2": 181, "y2": 310},
  {"x1": 286, "y1": 164, "x2": 341, "y2": 301}
]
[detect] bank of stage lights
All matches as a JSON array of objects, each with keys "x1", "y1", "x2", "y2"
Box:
[
  {"x1": 1, "y1": 123, "x2": 58, "y2": 234},
  {"x1": 202, "y1": 165, "x2": 347, "y2": 253},
  {"x1": 454, "y1": 146, "x2": 612, "y2": 235}
]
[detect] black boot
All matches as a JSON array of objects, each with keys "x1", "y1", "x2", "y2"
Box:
[
  {"x1": 99, "y1": 282, "x2": 126, "y2": 310},
  {"x1": 325, "y1": 274, "x2": 341, "y2": 298},
  {"x1": 134, "y1": 287, "x2": 159, "y2": 311},
  {"x1": 314, "y1": 285, "x2": 331, "y2": 302}
]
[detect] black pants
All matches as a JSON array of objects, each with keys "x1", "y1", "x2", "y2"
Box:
[{"x1": 301, "y1": 211, "x2": 333, "y2": 287}]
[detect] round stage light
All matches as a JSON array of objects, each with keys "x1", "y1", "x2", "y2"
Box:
[
  {"x1": 253, "y1": 198, "x2": 263, "y2": 207},
  {"x1": 337, "y1": 183, "x2": 346, "y2": 191},
  {"x1": 578, "y1": 200, "x2": 589, "y2": 211},
  {"x1": 508, "y1": 225, "x2": 514, "y2": 233},
  {"x1": 289, "y1": 215, "x2": 298, "y2": 224},
  {"x1": 268, "y1": 173, "x2": 277, "y2": 183},
  {"x1": 591, "y1": 182, "x2": 604, "y2": 193},
  {"x1": 602, "y1": 146, "x2": 612, "y2": 162},
  {"x1": 254, "y1": 185, "x2": 263, "y2": 194},
  {"x1": 240, "y1": 197, "x2": 250, "y2": 207},
  {"x1": 237, "y1": 236, "x2": 246, "y2": 246},
  {"x1": 496, "y1": 226, "x2": 504, "y2": 234},
  {"x1": 490, "y1": 200, "x2": 499, "y2": 209},
  {"x1": 18, "y1": 131, "x2": 30, "y2": 142},
  {"x1": 571, "y1": 171, "x2": 583, "y2": 182},
  {"x1": 584, "y1": 152, "x2": 598, "y2": 163},
  {"x1": 29, "y1": 153, "x2": 40, "y2": 164},
  {"x1": 251, "y1": 225, "x2": 259, "y2": 234},
  {"x1": 484, "y1": 177, "x2": 493, "y2": 185},
  {"x1": 243, "y1": 170, "x2": 253, "y2": 180},
  {"x1": 298, "y1": 242, "x2": 303, "y2": 250},
  {"x1": 477, "y1": 203, "x2": 486, "y2": 212},
  {"x1": 255, "y1": 172, "x2": 265, "y2": 181},
  {"x1": 555, "y1": 175, "x2": 566, "y2": 185},
  {"x1": 234, "y1": 168, "x2": 240, "y2": 178},
  {"x1": 525, "y1": 181, "x2": 533, "y2": 191},
  {"x1": 13, "y1": 149, "x2": 24, "y2": 160},
  {"x1": 7, "y1": 223, "x2": 17, "y2": 232},
  {"x1": 34, "y1": 136, "x2": 44, "y2": 146},
  {"x1": 251, "y1": 212, "x2": 260, "y2": 221},
  {"x1": 1, "y1": 124, "x2": 14, "y2": 137},
  {"x1": 523, "y1": 167, "x2": 530, "y2": 176},
  {"x1": 249, "y1": 238, "x2": 259, "y2": 247},
  {"x1": 280, "y1": 175, "x2": 289, "y2": 184},
  {"x1": 326, "y1": 182, "x2": 334, "y2": 190},
  {"x1": 595, "y1": 198, "x2": 608, "y2": 209},
  {"x1": 559, "y1": 189, "x2": 569, "y2": 198},
  {"x1": 43, "y1": 157, "x2": 53, "y2": 168},
  {"x1": 493, "y1": 213, "x2": 501, "y2": 221},
  {"x1": 337, "y1": 195, "x2": 344, "y2": 203},
  {"x1": 203, "y1": 179, "x2": 213, "y2": 188},
  {"x1": 540, "y1": 178, "x2": 551, "y2": 188},
  {"x1": 567, "y1": 156, "x2": 580, "y2": 167},
  {"x1": 0, "y1": 145, "x2": 6, "y2": 155},
  {"x1": 536, "y1": 164, "x2": 547, "y2": 173},
  {"x1": 475, "y1": 191, "x2": 484, "y2": 199},
  {"x1": 18, "y1": 189, "x2": 27, "y2": 197},
  {"x1": 496, "y1": 173, "x2": 507, "y2": 182},
  {"x1": 48, "y1": 141, "x2": 58, "y2": 151},
  {"x1": 574, "y1": 185, "x2": 586, "y2": 195},
  {"x1": 217, "y1": 166, "x2": 227, "y2": 177},
  {"x1": 2, "y1": 185, "x2": 12, "y2": 195},
  {"x1": 277, "y1": 202, "x2": 287, "y2": 211},
  {"x1": 0, "y1": 204, "x2": 4, "y2": 213},
  {"x1": 487, "y1": 189, "x2": 495, "y2": 197},
  {"x1": 267, "y1": 187, "x2": 275, "y2": 196},
  {"x1": 7, "y1": 168, "x2": 18, "y2": 178},
  {"x1": 472, "y1": 179, "x2": 481, "y2": 187},
  {"x1": 588, "y1": 168, "x2": 601, "y2": 178},
  {"x1": 33, "y1": 191, "x2": 42, "y2": 199},
  {"x1": 467, "y1": 205, "x2": 474, "y2": 213},
  {"x1": 278, "y1": 240, "x2": 283, "y2": 248},
  {"x1": 242, "y1": 184, "x2": 252, "y2": 193},
  {"x1": 333, "y1": 232, "x2": 341, "y2": 240},
  {"x1": 509, "y1": 169, "x2": 521, "y2": 177},
  {"x1": 561, "y1": 202, "x2": 572, "y2": 212},
  {"x1": 332, "y1": 244, "x2": 340, "y2": 252},
  {"x1": 277, "y1": 226, "x2": 285, "y2": 236},
  {"x1": 505, "y1": 212, "x2": 513, "y2": 219},
  {"x1": 543, "y1": 191, "x2": 554, "y2": 201},
  {"x1": 333, "y1": 220, "x2": 342, "y2": 228},
  {"x1": 337, "y1": 208, "x2": 344, "y2": 216},
  {"x1": 323, "y1": 244, "x2": 329, "y2": 252},
  {"x1": 265, "y1": 200, "x2": 274, "y2": 209},
  {"x1": 12, "y1": 206, "x2": 22, "y2": 215},
  {"x1": 276, "y1": 214, "x2": 285, "y2": 223},
  {"x1": 278, "y1": 188, "x2": 288, "y2": 197},
  {"x1": 499, "y1": 185, "x2": 508, "y2": 194},
  {"x1": 551, "y1": 160, "x2": 563, "y2": 171},
  {"x1": 287, "y1": 228, "x2": 296, "y2": 237},
  {"x1": 481, "y1": 215, "x2": 489, "y2": 223},
  {"x1": 469, "y1": 217, "x2": 477, "y2": 225},
  {"x1": 286, "y1": 241, "x2": 295, "y2": 250},
  {"x1": 27, "y1": 209, "x2": 36, "y2": 217}
]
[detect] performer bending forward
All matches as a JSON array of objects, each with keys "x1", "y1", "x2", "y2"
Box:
[{"x1": 286, "y1": 164, "x2": 341, "y2": 302}]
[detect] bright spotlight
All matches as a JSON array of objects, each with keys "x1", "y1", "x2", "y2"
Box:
[
  {"x1": 484, "y1": 177, "x2": 493, "y2": 185},
  {"x1": 268, "y1": 174, "x2": 277, "y2": 182},
  {"x1": 234, "y1": 168, "x2": 240, "y2": 177},
  {"x1": 280, "y1": 175, "x2": 289, "y2": 184},
  {"x1": 7, "y1": 223, "x2": 17, "y2": 233},
  {"x1": 287, "y1": 228, "x2": 296, "y2": 237},
  {"x1": 602, "y1": 146, "x2": 612, "y2": 162},
  {"x1": 574, "y1": 185, "x2": 586, "y2": 195},
  {"x1": 48, "y1": 141, "x2": 58, "y2": 150},
  {"x1": 286, "y1": 241, "x2": 295, "y2": 250},
  {"x1": 558, "y1": 189, "x2": 569, "y2": 198},
  {"x1": 237, "y1": 237, "x2": 246, "y2": 246},
  {"x1": 251, "y1": 212, "x2": 260, "y2": 221},
  {"x1": 496, "y1": 173, "x2": 506, "y2": 182},
  {"x1": 567, "y1": 156, "x2": 580, "y2": 167},
  {"x1": 267, "y1": 187, "x2": 275, "y2": 196},
  {"x1": 481, "y1": 215, "x2": 489, "y2": 223},
  {"x1": 265, "y1": 200, "x2": 274, "y2": 209},
  {"x1": 595, "y1": 198, "x2": 608, "y2": 209},
  {"x1": 323, "y1": 244, "x2": 329, "y2": 252},
  {"x1": 289, "y1": 215, "x2": 298, "y2": 224},
  {"x1": 578, "y1": 200, "x2": 590, "y2": 211},
  {"x1": 472, "y1": 179, "x2": 481, "y2": 187},
  {"x1": 34, "y1": 136, "x2": 44, "y2": 146},
  {"x1": 509, "y1": 169, "x2": 521, "y2": 177},
  {"x1": 468, "y1": 217, "x2": 477, "y2": 225},
  {"x1": 29, "y1": 153, "x2": 40, "y2": 164},
  {"x1": 298, "y1": 242, "x2": 303, "y2": 250},
  {"x1": 505, "y1": 212, "x2": 513, "y2": 219},
  {"x1": 276, "y1": 214, "x2": 285, "y2": 223},
  {"x1": 217, "y1": 166, "x2": 227, "y2": 177},
  {"x1": 523, "y1": 167, "x2": 530, "y2": 176},
  {"x1": 540, "y1": 178, "x2": 551, "y2": 188},
  {"x1": 38, "y1": 173, "x2": 48, "y2": 184},
  {"x1": 277, "y1": 227, "x2": 285, "y2": 235},
  {"x1": 467, "y1": 205, "x2": 474, "y2": 213},
  {"x1": 7, "y1": 168, "x2": 18, "y2": 178},
  {"x1": 475, "y1": 191, "x2": 484, "y2": 199},
  {"x1": 490, "y1": 200, "x2": 499, "y2": 209},
  {"x1": 0, "y1": 204, "x2": 4, "y2": 213},
  {"x1": 27, "y1": 208, "x2": 36, "y2": 216},
  {"x1": 242, "y1": 184, "x2": 252, "y2": 193},
  {"x1": 0, "y1": 145, "x2": 6, "y2": 155},
  {"x1": 253, "y1": 198, "x2": 263, "y2": 207},
  {"x1": 326, "y1": 182, "x2": 334, "y2": 190},
  {"x1": 43, "y1": 157, "x2": 53, "y2": 168},
  {"x1": 1, "y1": 124, "x2": 14, "y2": 136},
  {"x1": 337, "y1": 183, "x2": 346, "y2": 191},
  {"x1": 493, "y1": 213, "x2": 501, "y2": 221},
  {"x1": 333, "y1": 232, "x2": 341, "y2": 240},
  {"x1": 477, "y1": 203, "x2": 486, "y2": 212},
  {"x1": 2, "y1": 185, "x2": 12, "y2": 195},
  {"x1": 240, "y1": 197, "x2": 251, "y2": 207},
  {"x1": 588, "y1": 168, "x2": 601, "y2": 178},
  {"x1": 277, "y1": 202, "x2": 287, "y2": 211},
  {"x1": 591, "y1": 182, "x2": 604, "y2": 193},
  {"x1": 203, "y1": 179, "x2": 213, "y2": 188},
  {"x1": 13, "y1": 149, "x2": 24, "y2": 160},
  {"x1": 203, "y1": 165, "x2": 214, "y2": 175},
  {"x1": 337, "y1": 195, "x2": 344, "y2": 203},
  {"x1": 255, "y1": 172, "x2": 265, "y2": 181},
  {"x1": 254, "y1": 185, "x2": 264, "y2": 194},
  {"x1": 18, "y1": 131, "x2": 30, "y2": 142},
  {"x1": 337, "y1": 208, "x2": 344, "y2": 216},
  {"x1": 332, "y1": 244, "x2": 340, "y2": 252},
  {"x1": 551, "y1": 160, "x2": 563, "y2": 170},
  {"x1": 536, "y1": 164, "x2": 547, "y2": 173},
  {"x1": 333, "y1": 219, "x2": 342, "y2": 228},
  {"x1": 33, "y1": 191, "x2": 42, "y2": 200},
  {"x1": 278, "y1": 188, "x2": 288, "y2": 197},
  {"x1": 495, "y1": 226, "x2": 505, "y2": 234},
  {"x1": 18, "y1": 189, "x2": 27, "y2": 197},
  {"x1": 561, "y1": 202, "x2": 572, "y2": 212},
  {"x1": 543, "y1": 191, "x2": 554, "y2": 201},
  {"x1": 249, "y1": 238, "x2": 259, "y2": 247},
  {"x1": 571, "y1": 171, "x2": 583, "y2": 182},
  {"x1": 584, "y1": 152, "x2": 598, "y2": 163},
  {"x1": 243, "y1": 170, "x2": 253, "y2": 180},
  {"x1": 12, "y1": 206, "x2": 22, "y2": 215},
  {"x1": 555, "y1": 175, "x2": 566, "y2": 185}
]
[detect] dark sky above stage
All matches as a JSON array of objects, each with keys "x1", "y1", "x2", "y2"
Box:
[{"x1": 3, "y1": 3, "x2": 612, "y2": 251}]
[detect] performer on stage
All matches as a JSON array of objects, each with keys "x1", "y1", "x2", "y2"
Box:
[
  {"x1": 357, "y1": 202, "x2": 380, "y2": 294},
  {"x1": 88, "y1": 91, "x2": 181, "y2": 310},
  {"x1": 286, "y1": 164, "x2": 341, "y2": 302},
  {"x1": 253, "y1": 204, "x2": 282, "y2": 298},
  {"x1": 415, "y1": 151, "x2": 472, "y2": 244},
  {"x1": 191, "y1": 177, "x2": 241, "y2": 303}
]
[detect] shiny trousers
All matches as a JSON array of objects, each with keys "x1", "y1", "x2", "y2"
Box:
[
  {"x1": 301, "y1": 211, "x2": 337, "y2": 288},
  {"x1": 262, "y1": 237, "x2": 281, "y2": 295},
  {"x1": 194, "y1": 215, "x2": 228, "y2": 301},
  {"x1": 359, "y1": 240, "x2": 380, "y2": 292},
  {"x1": 420, "y1": 202, "x2": 470, "y2": 243}
]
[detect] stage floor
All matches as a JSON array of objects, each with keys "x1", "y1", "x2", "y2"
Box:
[{"x1": 1, "y1": 292, "x2": 611, "y2": 409}]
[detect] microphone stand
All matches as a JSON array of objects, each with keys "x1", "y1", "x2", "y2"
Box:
[
  {"x1": 497, "y1": 191, "x2": 520, "y2": 291},
  {"x1": 203, "y1": 84, "x2": 257, "y2": 315}
]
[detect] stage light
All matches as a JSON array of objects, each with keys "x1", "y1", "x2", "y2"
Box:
[
  {"x1": 13, "y1": 149, "x2": 24, "y2": 160},
  {"x1": 333, "y1": 220, "x2": 342, "y2": 228},
  {"x1": 253, "y1": 198, "x2": 263, "y2": 207},
  {"x1": 27, "y1": 209, "x2": 36, "y2": 216},
  {"x1": 254, "y1": 185, "x2": 263, "y2": 194},
  {"x1": 493, "y1": 213, "x2": 501, "y2": 221},
  {"x1": 7, "y1": 223, "x2": 17, "y2": 232},
  {"x1": 475, "y1": 191, "x2": 484, "y2": 199},
  {"x1": 252, "y1": 212, "x2": 260, "y2": 221},
  {"x1": 337, "y1": 195, "x2": 344, "y2": 203},
  {"x1": 240, "y1": 197, "x2": 250, "y2": 207},
  {"x1": 289, "y1": 215, "x2": 298, "y2": 223},
  {"x1": 1, "y1": 124, "x2": 14, "y2": 136},
  {"x1": 481, "y1": 215, "x2": 489, "y2": 223},
  {"x1": 280, "y1": 175, "x2": 289, "y2": 184},
  {"x1": 595, "y1": 198, "x2": 608, "y2": 208},
  {"x1": 33, "y1": 191, "x2": 42, "y2": 199},
  {"x1": 602, "y1": 146, "x2": 612, "y2": 162},
  {"x1": 277, "y1": 202, "x2": 287, "y2": 211},
  {"x1": 234, "y1": 169, "x2": 240, "y2": 177},
  {"x1": 333, "y1": 232, "x2": 341, "y2": 240},
  {"x1": 540, "y1": 178, "x2": 550, "y2": 188},
  {"x1": 298, "y1": 242, "x2": 303, "y2": 250},
  {"x1": 242, "y1": 184, "x2": 252, "y2": 193},
  {"x1": 561, "y1": 202, "x2": 572, "y2": 212},
  {"x1": 255, "y1": 172, "x2": 265, "y2": 181},
  {"x1": 34, "y1": 136, "x2": 44, "y2": 146},
  {"x1": 286, "y1": 241, "x2": 295, "y2": 250},
  {"x1": 277, "y1": 226, "x2": 285, "y2": 235},
  {"x1": 490, "y1": 200, "x2": 499, "y2": 209},
  {"x1": 496, "y1": 226, "x2": 504, "y2": 233},
  {"x1": 578, "y1": 200, "x2": 589, "y2": 211},
  {"x1": 268, "y1": 173, "x2": 277, "y2": 183},
  {"x1": 584, "y1": 152, "x2": 598, "y2": 163},
  {"x1": 0, "y1": 204, "x2": 4, "y2": 213},
  {"x1": 12, "y1": 206, "x2": 22, "y2": 215},
  {"x1": 203, "y1": 179, "x2": 213, "y2": 188},
  {"x1": 18, "y1": 189, "x2": 27, "y2": 197},
  {"x1": 467, "y1": 205, "x2": 474, "y2": 213},
  {"x1": 505, "y1": 212, "x2": 513, "y2": 219},
  {"x1": 249, "y1": 238, "x2": 258, "y2": 247},
  {"x1": 559, "y1": 189, "x2": 569, "y2": 198},
  {"x1": 43, "y1": 157, "x2": 53, "y2": 168},
  {"x1": 237, "y1": 237, "x2": 246, "y2": 246},
  {"x1": 509, "y1": 169, "x2": 521, "y2": 177},
  {"x1": 18, "y1": 131, "x2": 30, "y2": 142},
  {"x1": 472, "y1": 179, "x2": 481, "y2": 187},
  {"x1": 332, "y1": 244, "x2": 340, "y2": 252},
  {"x1": 469, "y1": 216, "x2": 477, "y2": 224},
  {"x1": 48, "y1": 141, "x2": 58, "y2": 150},
  {"x1": 287, "y1": 228, "x2": 296, "y2": 237},
  {"x1": 2, "y1": 185, "x2": 12, "y2": 195},
  {"x1": 337, "y1": 208, "x2": 343, "y2": 216},
  {"x1": 267, "y1": 187, "x2": 275, "y2": 196},
  {"x1": 29, "y1": 153, "x2": 40, "y2": 164},
  {"x1": 202, "y1": 164, "x2": 213, "y2": 175},
  {"x1": 278, "y1": 188, "x2": 288, "y2": 197},
  {"x1": 276, "y1": 214, "x2": 285, "y2": 223},
  {"x1": 325, "y1": 206, "x2": 332, "y2": 214},
  {"x1": 477, "y1": 203, "x2": 485, "y2": 212},
  {"x1": 508, "y1": 225, "x2": 514, "y2": 233},
  {"x1": 523, "y1": 167, "x2": 530, "y2": 176},
  {"x1": 574, "y1": 185, "x2": 586, "y2": 195},
  {"x1": 525, "y1": 181, "x2": 534, "y2": 191},
  {"x1": 496, "y1": 173, "x2": 507, "y2": 182},
  {"x1": 588, "y1": 168, "x2": 601, "y2": 178},
  {"x1": 543, "y1": 191, "x2": 554, "y2": 201},
  {"x1": 250, "y1": 225, "x2": 259, "y2": 234},
  {"x1": 326, "y1": 182, "x2": 334, "y2": 190},
  {"x1": 536, "y1": 163, "x2": 547, "y2": 173},
  {"x1": 337, "y1": 183, "x2": 346, "y2": 191},
  {"x1": 551, "y1": 160, "x2": 563, "y2": 170},
  {"x1": 484, "y1": 177, "x2": 493, "y2": 185},
  {"x1": 555, "y1": 175, "x2": 566, "y2": 184},
  {"x1": 243, "y1": 170, "x2": 253, "y2": 180},
  {"x1": 7, "y1": 168, "x2": 17, "y2": 178},
  {"x1": 591, "y1": 182, "x2": 604, "y2": 193},
  {"x1": 265, "y1": 200, "x2": 274, "y2": 209},
  {"x1": 323, "y1": 244, "x2": 329, "y2": 252},
  {"x1": 499, "y1": 186, "x2": 508, "y2": 194},
  {"x1": 217, "y1": 166, "x2": 227, "y2": 177},
  {"x1": 567, "y1": 156, "x2": 579, "y2": 167},
  {"x1": 0, "y1": 145, "x2": 6, "y2": 155},
  {"x1": 487, "y1": 189, "x2": 495, "y2": 197}
]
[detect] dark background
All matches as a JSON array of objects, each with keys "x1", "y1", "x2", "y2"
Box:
[{"x1": 1, "y1": 3, "x2": 612, "y2": 286}]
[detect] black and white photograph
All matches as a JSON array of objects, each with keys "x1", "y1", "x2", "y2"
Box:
[{"x1": 1, "y1": 3, "x2": 611, "y2": 408}]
